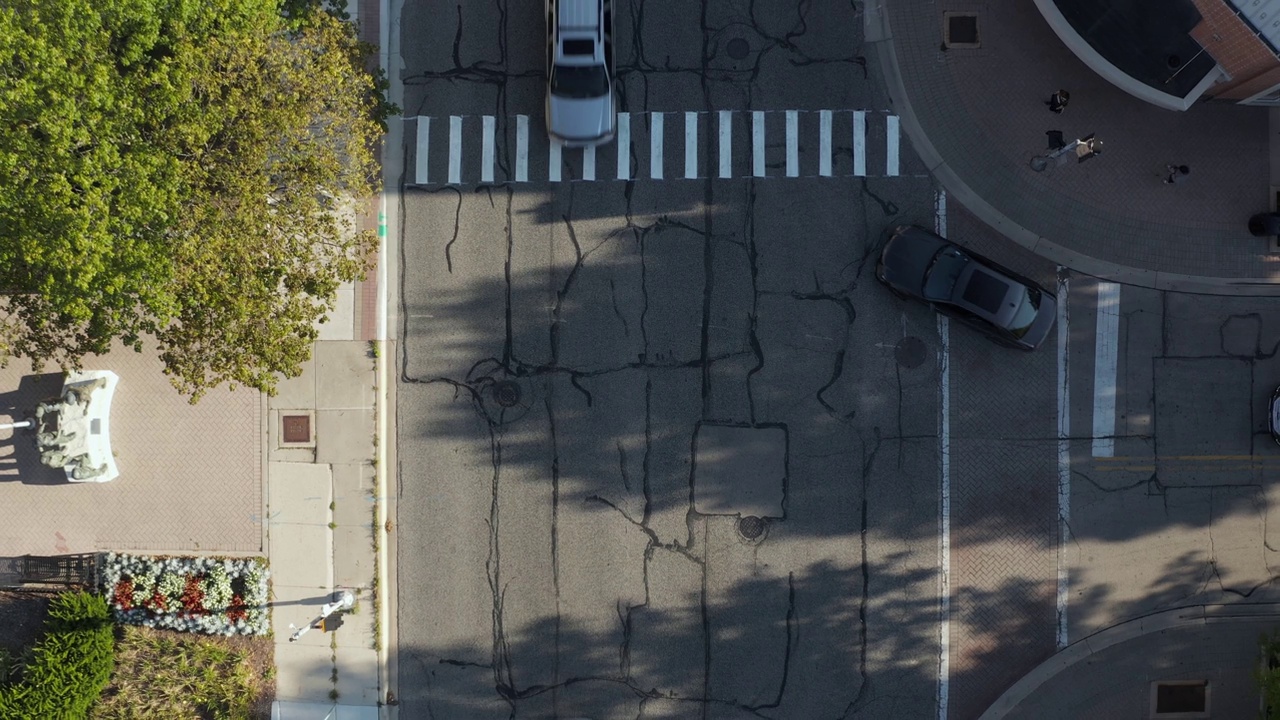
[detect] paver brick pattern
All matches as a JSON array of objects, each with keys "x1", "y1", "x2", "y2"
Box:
[
  {"x1": 947, "y1": 330, "x2": 1058, "y2": 720},
  {"x1": 0, "y1": 344, "x2": 261, "y2": 557}
]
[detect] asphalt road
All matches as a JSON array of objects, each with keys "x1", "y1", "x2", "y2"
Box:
[{"x1": 391, "y1": 1, "x2": 1280, "y2": 718}]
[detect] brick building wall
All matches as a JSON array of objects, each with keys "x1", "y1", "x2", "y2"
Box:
[{"x1": 1190, "y1": 0, "x2": 1280, "y2": 100}]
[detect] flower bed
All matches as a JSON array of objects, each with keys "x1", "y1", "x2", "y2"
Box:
[{"x1": 100, "y1": 553, "x2": 270, "y2": 636}]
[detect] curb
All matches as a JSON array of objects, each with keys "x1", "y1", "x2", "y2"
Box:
[{"x1": 978, "y1": 603, "x2": 1280, "y2": 719}]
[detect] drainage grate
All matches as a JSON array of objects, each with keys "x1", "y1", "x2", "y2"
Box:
[
  {"x1": 493, "y1": 380, "x2": 522, "y2": 408},
  {"x1": 282, "y1": 414, "x2": 312, "y2": 443},
  {"x1": 737, "y1": 515, "x2": 766, "y2": 540},
  {"x1": 1151, "y1": 681, "x2": 1209, "y2": 717},
  {"x1": 944, "y1": 12, "x2": 980, "y2": 48}
]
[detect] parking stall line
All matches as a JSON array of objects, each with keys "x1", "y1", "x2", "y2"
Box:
[
  {"x1": 481, "y1": 115, "x2": 495, "y2": 183},
  {"x1": 819, "y1": 110, "x2": 832, "y2": 177},
  {"x1": 448, "y1": 115, "x2": 463, "y2": 185},
  {"x1": 853, "y1": 110, "x2": 866, "y2": 177},
  {"x1": 515, "y1": 115, "x2": 529, "y2": 182},
  {"x1": 650, "y1": 112, "x2": 664, "y2": 180},
  {"x1": 786, "y1": 110, "x2": 799, "y2": 177},
  {"x1": 549, "y1": 139, "x2": 562, "y2": 182},
  {"x1": 685, "y1": 112, "x2": 699, "y2": 179},
  {"x1": 1091, "y1": 282, "x2": 1121, "y2": 457},
  {"x1": 752, "y1": 111, "x2": 765, "y2": 177},
  {"x1": 719, "y1": 110, "x2": 732, "y2": 179},
  {"x1": 617, "y1": 112, "x2": 631, "y2": 179},
  {"x1": 583, "y1": 145, "x2": 596, "y2": 181},
  {"x1": 886, "y1": 114, "x2": 900, "y2": 177},
  {"x1": 415, "y1": 116, "x2": 430, "y2": 184}
]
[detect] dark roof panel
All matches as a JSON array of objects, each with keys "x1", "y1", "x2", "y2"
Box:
[
  {"x1": 1053, "y1": 0, "x2": 1216, "y2": 98},
  {"x1": 960, "y1": 269, "x2": 1009, "y2": 316}
]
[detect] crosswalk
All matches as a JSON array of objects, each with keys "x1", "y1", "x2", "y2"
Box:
[{"x1": 407, "y1": 109, "x2": 907, "y2": 186}]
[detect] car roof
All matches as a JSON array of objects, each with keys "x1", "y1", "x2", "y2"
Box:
[
  {"x1": 558, "y1": 0, "x2": 599, "y2": 28},
  {"x1": 954, "y1": 263, "x2": 1025, "y2": 327},
  {"x1": 959, "y1": 266, "x2": 1011, "y2": 316}
]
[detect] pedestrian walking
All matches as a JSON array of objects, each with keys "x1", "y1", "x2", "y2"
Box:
[
  {"x1": 1046, "y1": 89, "x2": 1070, "y2": 114},
  {"x1": 1163, "y1": 164, "x2": 1190, "y2": 184}
]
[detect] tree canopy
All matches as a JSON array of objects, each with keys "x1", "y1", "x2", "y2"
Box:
[{"x1": 0, "y1": 0, "x2": 390, "y2": 400}]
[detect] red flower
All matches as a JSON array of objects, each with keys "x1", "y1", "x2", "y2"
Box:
[
  {"x1": 113, "y1": 579, "x2": 134, "y2": 611},
  {"x1": 227, "y1": 593, "x2": 247, "y2": 623},
  {"x1": 180, "y1": 575, "x2": 206, "y2": 614},
  {"x1": 148, "y1": 589, "x2": 168, "y2": 612}
]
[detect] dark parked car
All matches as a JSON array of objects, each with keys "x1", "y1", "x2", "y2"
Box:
[{"x1": 875, "y1": 225, "x2": 1057, "y2": 350}]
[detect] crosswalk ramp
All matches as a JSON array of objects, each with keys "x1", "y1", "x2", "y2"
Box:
[{"x1": 407, "y1": 109, "x2": 907, "y2": 186}]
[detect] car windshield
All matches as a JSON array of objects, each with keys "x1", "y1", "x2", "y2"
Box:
[
  {"x1": 1006, "y1": 285, "x2": 1042, "y2": 337},
  {"x1": 922, "y1": 246, "x2": 969, "y2": 301},
  {"x1": 551, "y1": 64, "x2": 608, "y2": 99}
]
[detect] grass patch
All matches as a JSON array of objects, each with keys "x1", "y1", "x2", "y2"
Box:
[{"x1": 90, "y1": 625, "x2": 274, "y2": 719}]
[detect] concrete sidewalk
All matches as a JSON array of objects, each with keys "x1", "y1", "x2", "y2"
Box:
[
  {"x1": 866, "y1": 0, "x2": 1280, "y2": 294},
  {"x1": 267, "y1": 268, "x2": 389, "y2": 718},
  {"x1": 980, "y1": 603, "x2": 1280, "y2": 719}
]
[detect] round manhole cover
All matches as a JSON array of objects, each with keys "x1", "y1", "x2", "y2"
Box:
[
  {"x1": 493, "y1": 380, "x2": 522, "y2": 408},
  {"x1": 895, "y1": 336, "x2": 928, "y2": 369},
  {"x1": 737, "y1": 515, "x2": 766, "y2": 540},
  {"x1": 726, "y1": 38, "x2": 750, "y2": 60}
]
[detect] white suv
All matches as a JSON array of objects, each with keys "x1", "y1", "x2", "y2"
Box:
[{"x1": 546, "y1": 0, "x2": 616, "y2": 146}]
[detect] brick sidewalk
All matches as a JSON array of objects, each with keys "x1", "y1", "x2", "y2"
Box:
[{"x1": 0, "y1": 344, "x2": 261, "y2": 558}]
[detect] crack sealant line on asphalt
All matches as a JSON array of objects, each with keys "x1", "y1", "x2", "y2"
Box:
[
  {"x1": 1056, "y1": 270, "x2": 1071, "y2": 650},
  {"x1": 1091, "y1": 282, "x2": 1121, "y2": 457},
  {"x1": 935, "y1": 191, "x2": 951, "y2": 720}
]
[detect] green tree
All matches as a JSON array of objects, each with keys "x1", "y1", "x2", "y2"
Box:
[{"x1": 0, "y1": 0, "x2": 389, "y2": 401}]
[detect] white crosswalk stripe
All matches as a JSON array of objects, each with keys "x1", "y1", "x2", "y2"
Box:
[{"x1": 407, "y1": 109, "x2": 907, "y2": 186}]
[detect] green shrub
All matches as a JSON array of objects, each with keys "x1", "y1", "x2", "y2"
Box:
[{"x1": 0, "y1": 592, "x2": 115, "y2": 720}]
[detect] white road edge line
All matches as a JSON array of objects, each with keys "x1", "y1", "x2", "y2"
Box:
[
  {"x1": 935, "y1": 190, "x2": 950, "y2": 720},
  {"x1": 819, "y1": 110, "x2": 832, "y2": 177},
  {"x1": 886, "y1": 114, "x2": 900, "y2": 177},
  {"x1": 786, "y1": 110, "x2": 799, "y2": 178},
  {"x1": 1056, "y1": 270, "x2": 1071, "y2": 650},
  {"x1": 685, "y1": 111, "x2": 698, "y2": 179},
  {"x1": 1092, "y1": 281, "x2": 1120, "y2": 457},
  {"x1": 549, "y1": 138, "x2": 562, "y2": 182},
  {"x1": 377, "y1": 0, "x2": 398, "y2": 696},
  {"x1": 617, "y1": 112, "x2": 631, "y2": 180},
  {"x1": 448, "y1": 115, "x2": 462, "y2": 185},
  {"x1": 651, "y1": 112, "x2": 664, "y2": 180},
  {"x1": 583, "y1": 144, "x2": 596, "y2": 181},
  {"x1": 516, "y1": 115, "x2": 529, "y2": 182},
  {"x1": 719, "y1": 110, "x2": 732, "y2": 179},
  {"x1": 853, "y1": 110, "x2": 866, "y2": 177},
  {"x1": 752, "y1": 111, "x2": 765, "y2": 178},
  {"x1": 481, "y1": 115, "x2": 495, "y2": 183},
  {"x1": 415, "y1": 116, "x2": 430, "y2": 184}
]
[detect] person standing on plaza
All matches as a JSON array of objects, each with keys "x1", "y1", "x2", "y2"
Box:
[
  {"x1": 1163, "y1": 164, "x2": 1190, "y2": 184},
  {"x1": 1046, "y1": 89, "x2": 1070, "y2": 114}
]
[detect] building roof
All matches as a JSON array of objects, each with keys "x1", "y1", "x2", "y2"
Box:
[{"x1": 1054, "y1": 0, "x2": 1217, "y2": 98}]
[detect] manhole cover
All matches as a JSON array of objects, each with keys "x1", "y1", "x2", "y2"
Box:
[
  {"x1": 726, "y1": 38, "x2": 750, "y2": 60},
  {"x1": 737, "y1": 515, "x2": 766, "y2": 540},
  {"x1": 895, "y1": 336, "x2": 928, "y2": 369},
  {"x1": 493, "y1": 380, "x2": 522, "y2": 408},
  {"x1": 282, "y1": 415, "x2": 311, "y2": 443}
]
